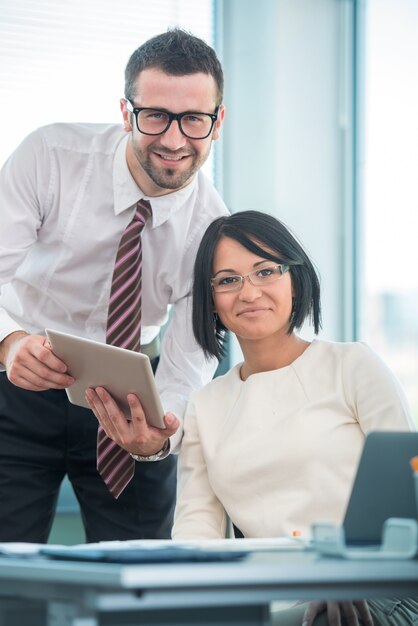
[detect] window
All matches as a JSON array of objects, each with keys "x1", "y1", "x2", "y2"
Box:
[
  {"x1": 361, "y1": 0, "x2": 418, "y2": 426},
  {"x1": 0, "y1": 0, "x2": 213, "y2": 169}
]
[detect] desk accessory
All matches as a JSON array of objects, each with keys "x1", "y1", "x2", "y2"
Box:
[{"x1": 312, "y1": 518, "x2": 418, "y2": 560}]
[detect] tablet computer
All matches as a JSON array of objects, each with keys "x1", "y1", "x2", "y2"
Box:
[{"x1": 45, "y1": 329, "x2": 165, "y2": 429}]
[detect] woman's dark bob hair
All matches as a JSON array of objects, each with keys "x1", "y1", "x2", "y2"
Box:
[{"x1": 192, "y1": 210, "x2": 322, "y2": 360}]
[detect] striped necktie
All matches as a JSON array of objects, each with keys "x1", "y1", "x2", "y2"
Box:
[{"x1": 97, "y1": 199, "x2": 152, "y2": 498}]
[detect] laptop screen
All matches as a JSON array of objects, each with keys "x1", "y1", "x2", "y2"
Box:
[{"x1": 343, "y1": 431, "x2": 418, "y2": 546}]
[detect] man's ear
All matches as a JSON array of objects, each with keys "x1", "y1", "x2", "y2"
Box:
[
  {"x1": 212, "y1": 105, "x2": 225, "y2": 141},
  {"x1": 120, "y1": 99, "x2": 132, "y2": 132}
]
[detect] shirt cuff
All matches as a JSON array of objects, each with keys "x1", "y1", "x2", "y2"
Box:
[{"x1": 130, "y1": 438, "x2": 171, "y2": 462}]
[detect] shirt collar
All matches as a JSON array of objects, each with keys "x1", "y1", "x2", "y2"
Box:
[{"x1": 113, "y1": 134, "x2": 197, "y2": 227}]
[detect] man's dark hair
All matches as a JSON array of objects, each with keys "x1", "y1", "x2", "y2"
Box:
[
  {"x1": 125, "y1": 28, "x2": 224, "y2": 105},
  {"x1": 192, "y1": 210, "x2": 322, "y2": 360}
]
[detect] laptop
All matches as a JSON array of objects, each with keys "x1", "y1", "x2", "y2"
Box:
[{"x1": 343, "y1": 431, "x2": 418, "y2": 546}]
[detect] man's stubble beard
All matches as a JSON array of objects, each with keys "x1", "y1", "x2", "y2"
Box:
[{"x1": 131, "y1": 142, "x2": 211, "y2": 191}]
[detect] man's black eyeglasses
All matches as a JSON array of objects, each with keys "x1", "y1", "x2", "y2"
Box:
[{"x1": 126, "y1": 100, "x2": 219, "y2": 140}]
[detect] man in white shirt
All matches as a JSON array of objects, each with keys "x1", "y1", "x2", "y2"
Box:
[{"x1": 0, "y1": 28, "x2": 227, "y2": 542}]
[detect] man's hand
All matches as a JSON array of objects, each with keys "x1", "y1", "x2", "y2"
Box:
[
  {"x1": 303, "y1": 601, "x2": 373, "y2": 626},
  {"x1": 0, "y1": 331, "x2": 75, "y2": 391},
  {"x1": 85, "y1": 387, "x2": 180, "y2": 456}
]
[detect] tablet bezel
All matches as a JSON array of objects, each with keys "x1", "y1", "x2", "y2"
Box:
[{"x1": 45, "y1": 329, "x2": 165, "y2": 429}]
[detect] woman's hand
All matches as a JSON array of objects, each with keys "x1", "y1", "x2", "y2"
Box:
[
  {"x1": 302, "y1": 601, "x2": 373, "y2": 626},
  {"x1": 85, "y1": 386, "x2": 179, "y2": 456}
]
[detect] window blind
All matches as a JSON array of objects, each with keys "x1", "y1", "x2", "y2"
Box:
[{"x1": 0, "y1": 0, "x2": 213, "y2": 165}]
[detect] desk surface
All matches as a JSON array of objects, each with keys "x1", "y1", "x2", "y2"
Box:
[
  {"x1": 0, "y1": 550, "x2": 417, "y2": 626},
  {"x1": 0, "y1": 549, "x2": 417, "y2": 602}
]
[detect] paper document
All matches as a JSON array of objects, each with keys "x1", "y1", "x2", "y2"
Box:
[{"x1": 0, "y1": 536, "x2": 309, "y2": 560}]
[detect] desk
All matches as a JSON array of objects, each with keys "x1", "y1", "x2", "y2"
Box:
[{"x1": 0, "y1": 550, "x2": 417, "y2": 626}]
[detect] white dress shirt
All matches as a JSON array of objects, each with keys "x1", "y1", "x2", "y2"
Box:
[
  {"x1": 0, "y1": 123, "x2": 228, "y2": 449},
  {"x1": 172, "y1": 340, "x2": 414, "y2": 539}
]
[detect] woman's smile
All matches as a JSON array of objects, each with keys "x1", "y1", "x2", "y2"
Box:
[{"x1": 236, "y1": 306, "x2": 271, "y2": 318}]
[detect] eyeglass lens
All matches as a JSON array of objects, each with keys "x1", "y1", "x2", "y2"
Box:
[
  {"x1": 136, "y1": 109, "x2": 214, "y2": 139},
  {"x1": 212, "y1": 265, "x2": 287, "y2": 292}
]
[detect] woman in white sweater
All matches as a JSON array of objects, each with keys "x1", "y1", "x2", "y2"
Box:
[{"x1": 172, "y1": 210, "x2": 416, "y2": 626}]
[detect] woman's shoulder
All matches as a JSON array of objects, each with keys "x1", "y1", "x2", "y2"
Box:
[
  {"x1": 310, "y1": 338, "x2": 379, "y2": 359},
  {"x1": 309, "y1": 338, "x2": 394, "y2": 378}
]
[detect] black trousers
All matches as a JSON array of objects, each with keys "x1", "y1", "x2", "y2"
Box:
[{"x1": 0, "y1": 371, "x2": 177, "y2": 543}]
